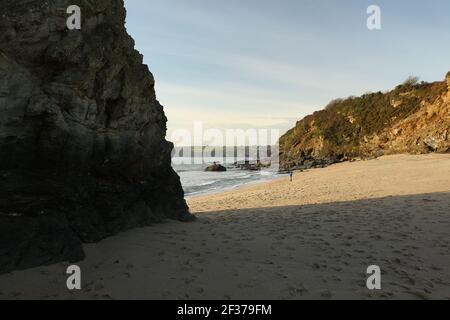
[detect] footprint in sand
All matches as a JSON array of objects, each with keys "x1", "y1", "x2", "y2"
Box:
[
  {"x1": 196, "y1": 287, "x2": 205, "y2": 294},
  {"x1": 320, "y1": 290, "x2": 333, "y2": 299}
]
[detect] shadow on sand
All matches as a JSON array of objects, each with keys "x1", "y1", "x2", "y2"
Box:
[
  {"x1": 0, "y1": 192, "x2": 449, "y2": 299},
  {"x1": 191, "y1": 191, "x2": 450, "y2": 299}
]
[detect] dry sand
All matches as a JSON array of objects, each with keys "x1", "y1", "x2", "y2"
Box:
[{"x1": 0, "y1": 154, "x2": 449, "y2": 300}]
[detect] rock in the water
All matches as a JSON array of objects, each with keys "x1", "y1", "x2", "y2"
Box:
[
  {"x1": 0, "y1": 0, "x2": 194, "y2": 274},
  {"x1": 205, "y1": 163, "x2": 227, "y2": 172}
]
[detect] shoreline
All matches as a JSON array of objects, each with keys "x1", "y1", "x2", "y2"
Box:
[
  {"x1": 185, "y1": 152, "x2": 448, "y2": 199},
  {"x1": 188, "y1": 153, "x2": 450, "y2": 213},
  {"x1": 1, "y1": 153, "x2": 449, "y2": 299}
]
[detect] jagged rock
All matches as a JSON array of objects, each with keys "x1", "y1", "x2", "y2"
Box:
[
  {"x1": 0, "y1": 0, "x2": 194, "y2": 274},
  {"x1": 0, "y1": 213, "x2": 85, "y2": 272}
]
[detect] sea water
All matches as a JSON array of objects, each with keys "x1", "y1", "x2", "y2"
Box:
[{"x1": 173, "y1": 157, "x2": 280, "y2": 197}]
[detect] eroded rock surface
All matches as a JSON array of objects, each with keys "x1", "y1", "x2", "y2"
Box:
[{"x1": 0, "y1": 0, "x2": 193, "y2": 273}]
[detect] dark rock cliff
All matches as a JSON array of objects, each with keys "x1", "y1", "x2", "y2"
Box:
[
  {"x1": 0, "y1": 0, "x2": 194, "y2": 274},
  {"x1": 280, "y1": 73, "x2": 450, "y2": 170}
]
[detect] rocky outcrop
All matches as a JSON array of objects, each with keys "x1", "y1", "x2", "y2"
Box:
[
  {"x1": 0, "y1": 0, "x2": 194, "y2": 274},
  {"x1": 205, "y1": 163, "x2": 227, "y2": 172},
  {"x1": 280, "y1": 73, "x2": 450, "y2": 169}
]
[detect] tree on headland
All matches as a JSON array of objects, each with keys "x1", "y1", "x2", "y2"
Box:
[{"x1": 402, "y1": 76, "x2": 419, "y2": 87}]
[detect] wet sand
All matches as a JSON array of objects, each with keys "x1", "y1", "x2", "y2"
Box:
[{"x1": 1, "y1": 154, "x2": 449, "y2": 299}]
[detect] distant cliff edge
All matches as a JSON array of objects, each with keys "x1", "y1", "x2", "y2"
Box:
[
  {"x1": 0, "y1": 0, "x2": 194, "y2": 274},
  {"x1": 280, "y1": 73, "x2": 450, "y2": 169}
]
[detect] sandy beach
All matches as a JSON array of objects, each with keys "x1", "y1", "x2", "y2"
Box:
[{"x1": 0, "y1": 154, "x2": 449, "y2": 300}]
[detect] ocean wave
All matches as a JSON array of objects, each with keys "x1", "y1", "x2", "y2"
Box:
[
  {"x1": 197, "y1": 180, "x2": 218, "y2": 186},
  {"x1": 180, "y1": 167, "x2": 280, "y2": 197}
]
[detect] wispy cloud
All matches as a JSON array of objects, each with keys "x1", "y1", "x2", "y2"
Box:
[{"x1": 125, "y1": 0, "x2": 450, "y2": 143}]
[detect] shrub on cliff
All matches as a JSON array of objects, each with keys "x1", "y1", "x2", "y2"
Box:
[{"x1": 280, "y1": 73, "x2": 449, "y2": 169}]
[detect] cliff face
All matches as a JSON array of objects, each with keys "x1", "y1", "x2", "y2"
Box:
[
  {"x1": 0, "y1": 0, "x2": 193, "y2": 273},
  {"x1": 280, "y1": 73, "x2": 450, "y2": 169}
]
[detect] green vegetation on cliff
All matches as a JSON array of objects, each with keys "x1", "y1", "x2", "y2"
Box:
[{"x1": 280, "y1": 75, "x2": 450, "y2": 169}]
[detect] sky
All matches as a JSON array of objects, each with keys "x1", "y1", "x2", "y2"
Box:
[{"x1": 123, "y1": 0, "x2": 450, "y2": 144}]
